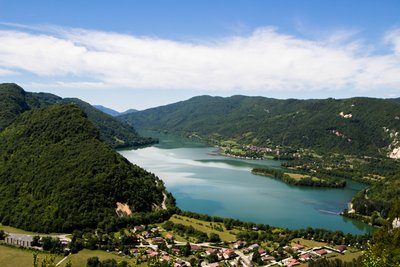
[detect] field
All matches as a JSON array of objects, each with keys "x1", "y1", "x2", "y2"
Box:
[
  {"x1": 58, "y1": 249, "x2": 138, "y2": 267},
  {"x1": 168, "y1": 214, "x2": 237, "y2": 242},
  {"x1": 285, "y1": 173, "x2": 311, "y2": 180},
  {"x1": 291, "y1": 238, "x2": 326, "y2": 248},
  {"x1": 0, "y1": 244, "x2": 62, "y2": 267}
]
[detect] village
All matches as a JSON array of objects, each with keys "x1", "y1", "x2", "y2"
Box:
[{"x1": 0, "y1": 216, "x2": 361, "y2": 267}]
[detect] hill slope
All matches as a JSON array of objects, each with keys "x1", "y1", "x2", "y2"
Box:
[
  {"x1": 0, "y1": 83, "x2": 155, "y2": 148},
  {"x1": 121, "y1": 95, "x2": 400, "y2": 157},
  {"x1": 94, "y1": 105, "x2": 121, "y2": 116},
  {"x1": 0, "y1": 104, "x2": 166, "y2": 233}
]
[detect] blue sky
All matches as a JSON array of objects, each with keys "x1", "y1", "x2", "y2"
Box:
[{"x1": 1, "y1": 0, "x2": 400, "y2": 110}]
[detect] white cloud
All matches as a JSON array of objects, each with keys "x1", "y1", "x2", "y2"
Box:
[
  {"x1": 0, "y1": 25, "x2": 400, "y2": 93},
  {"x1": 0, "y1": 68, "x2": 17, "y2": 76}
]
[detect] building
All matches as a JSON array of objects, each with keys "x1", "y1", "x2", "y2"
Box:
[
  {"x1": 5, "y1": 233, "x2": 34, "y2": 247},
  {"x1": 223, "y1": 248, "x2": 236, "y2": 260}
]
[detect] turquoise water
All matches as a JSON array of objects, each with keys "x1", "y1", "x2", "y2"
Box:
[{"x1": 120, "y1": 133, "x2": 374, "y2": 234}]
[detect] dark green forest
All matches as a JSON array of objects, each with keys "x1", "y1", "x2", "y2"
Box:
[
  {"x1": 122, "y1": 95, "x2": 400, "y2": 156},
  {"x1": 0, "y1": 104, "x2": 167, "y2": 232},
  {"x1": 0, "y1": 83, "x2": 155, "y2": 148}
]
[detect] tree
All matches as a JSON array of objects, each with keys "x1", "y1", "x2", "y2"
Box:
[
  {"x1": 208, "y1": 233, "x2": 221, "y2": 243},
  {"x1": 86, "y1": 257, "x2": 101, "y2": 267},
  {"x1": 0, "y1": 230, "x2": 6, "y2": 240}
]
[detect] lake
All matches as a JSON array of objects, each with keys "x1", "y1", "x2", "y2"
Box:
[{"x1": 120, "y1": 133, "x2": 374, "y2": 234}]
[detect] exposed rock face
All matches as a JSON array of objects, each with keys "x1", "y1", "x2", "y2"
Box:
[
  {"x1": 389, "y1": 147, "x2": 400, "y2": 159},
  {"x1": 393, "y1": 218, "x2": 400, "y2": 229},
  {"x1": 339, "y1": 112, "x2": 352, "y2": 119}
]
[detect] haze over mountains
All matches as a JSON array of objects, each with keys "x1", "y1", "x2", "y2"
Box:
[
  {"x1": 121, "y1": 95, "x2": 400, "y2": 158},
  {"x1": 94, "y1": 105, "x2": 138, "y2": 117}
]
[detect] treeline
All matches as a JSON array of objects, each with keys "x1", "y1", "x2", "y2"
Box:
[
  {"x1": 87, "y1": 257, "x2": 130, "y2": 267},
  {"x1": 308, "y1": 258, "x2": 362, "y2": 267},
  {"x1": 251, "y1": 168, "x2": 346, "y2": 188}
]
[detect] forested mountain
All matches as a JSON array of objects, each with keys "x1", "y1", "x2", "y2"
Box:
[
  {"x1": 94, "y1": 105, "x2": 121, "y2": 116},
  {"x1": 0, "y1": 104, "x2": 167, "y2": 232},
  {"x1": 120, "y1": 108, "x2": 138, "y2": 115},
  {"x1": 0, "y1": 83, "x2": 155, "y2": 148},
  {"x1": 94, "y1": 105, "x2": 138, "y2": 117},
  {"x1": 121, "y1": 95, "x2": 400, "y2": 157}
]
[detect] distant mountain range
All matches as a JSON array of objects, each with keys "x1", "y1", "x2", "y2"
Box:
[
  {"x1": 121, "y1": 95, "x2": 400, "y2": 157},
  {"x1": 94, "y1": 105, "x2": 138, "y2": 117},
  {"x1": 0, "y1": 83, "x2": 154, "y2": 148}
]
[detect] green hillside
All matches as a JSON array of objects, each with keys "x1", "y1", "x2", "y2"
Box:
[
  {"x1": 0, "y1": 83, "x2": 155, "y2": 149},
  {"x1": 0, "y1": 104, "x2": 167, "y2": 233},
  {"x1": 121, "y1": 95, "x2": 400, "y2": 156}
]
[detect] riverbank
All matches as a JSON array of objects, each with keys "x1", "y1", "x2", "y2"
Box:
[{"x1": 252, "y1": 167, "x2": 346, "y2": 188}]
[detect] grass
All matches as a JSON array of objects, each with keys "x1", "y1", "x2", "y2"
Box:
[
  {"x1": 0, "y1": 223, "x2": 66, "y2": 236},
  {"x1": 291, "y1": 238, "x2": 326, "y2": 249},
  {"x1": 58, "y1": 249, "x2": 136, "y2": 267},
  {"x1": 285, "y1": 173, "x2": 310, "y2": 180},
  {"x1": 0, "y1": 244, "x2": 62, "y2": 267},
  {"x1": 335, "y1": 251, "x2": 363, "y2": 262},
  {"x1": 168, "y1": 215, "x2": 237, "y2": 242}
]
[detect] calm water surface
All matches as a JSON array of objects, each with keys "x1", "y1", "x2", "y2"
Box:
[{"x1": 120, "y1": 133, "x2": 374, "y2": 234}]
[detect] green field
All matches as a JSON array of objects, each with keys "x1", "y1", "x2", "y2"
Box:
[
  {"x1": 169, "y1": 214, "x2": 237, "y2": 242},
  {"x1": 0, "y1": 244, "x2": 62, "y2": 267},
  {"x1": 291, "y1": 238, "x2": 326, "y2": 249},
  {"x1": 58, "y1": 249, "x2": 137, "y2": 267}
]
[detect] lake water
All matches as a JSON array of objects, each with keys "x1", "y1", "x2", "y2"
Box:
[{"x1": 120, "y1": 133, "x2": 374, "y2": 234}]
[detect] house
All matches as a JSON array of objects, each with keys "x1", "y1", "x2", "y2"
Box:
[
  {"x1": 142, "y1": 231, "x2": 151, "y2": 238},
  {"x1": 262, "y1": 255, "x2": 275, "y2": 263},
  {"x1": 203, "y1": 263, "x2": 219, "y2": 267},
  {"x1": 131, "y1": 249, "x2": 140, "y2": 257},
  {"x1": 174, "y1": 259, "x2": 189, "y2": 267},
  {"x1": 133, "y1": 225, "x2": 145, "y2": 232},
  {"x1": 172, "y1": 248, "x2": 181, "y2": 255},
  {"x1": 292, "y1": 244, "x2": 305, "y2": 251},
  {"x1": 5, "y1": 234, "x2": 34, "y2": 247},
  {"x1": 161, "y1": 255, "x2": 171, "y2": 262},
  {"x1": 190, "y1": 245, "x2": 201, "y2": 252},
  {"x1": 315, "y1": 249, "x2": 328, "y2": 256},
  {"x1": 258, "y1": 248, "x2": 267, "y2": 256},
  {"x1": 248, "y1": 243, "x2": 260, "y2": 251},
  {"x1": 299, "y1": 253, "x2": 312, "y2": 262},
  {"x1": 205, "y1": 248, "x2": 218, "y2": 256},
  {"x1": 165, "y1": 234, "x2": 175, "y2": 243},
  {"x1": 283, "y1": 258, "x2": 301, "y2": 266},
  {"x1": 152, "y1": 237, "x2": 165, "y2": 245},
  {"x1": 148, "y1": 251, "x2": 159, "y2": 258},
  {"x1": 234, "y1": 240, "x2": 247, "y2": 249},
  {"x1": 223, "y1": 249, "x2": 236, "y2": 260},
  {"x1": 151, "y1": 227, "x2": 159, "y2": 234},
  {"x1": 336, "y1": 245, "x2": 347, "y2": 253}
]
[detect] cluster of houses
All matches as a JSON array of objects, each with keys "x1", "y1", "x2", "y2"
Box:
[
  {"x1": 129, "y1": 225, "x2": 351, "y2": 267},
  {"x1": 2, "y1": 224, "x2": 351, "y2": 267},
  {"x1": 280, "y1": 243, "x2": 348, "y2": 266}
]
